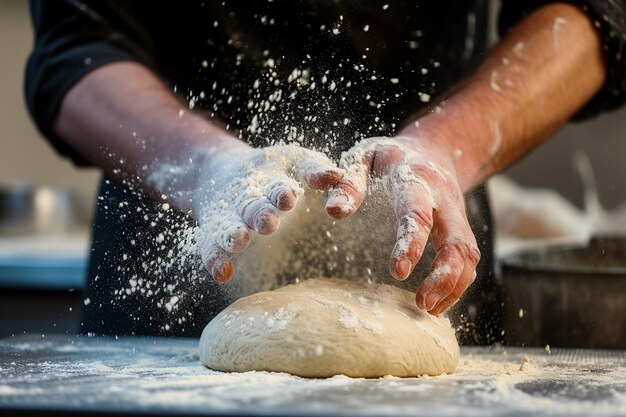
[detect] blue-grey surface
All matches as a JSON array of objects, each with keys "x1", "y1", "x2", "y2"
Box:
[
  {"x1": 0, "y1": 255, "x2": 86, "y2": 290},
  {"x1": 0, "y1": 335, "x2": 625, "y2": 417}
]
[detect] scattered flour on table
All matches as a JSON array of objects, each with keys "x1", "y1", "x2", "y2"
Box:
[{"x1": 2, "y1": 336, "x2": 625, "y2": 417}]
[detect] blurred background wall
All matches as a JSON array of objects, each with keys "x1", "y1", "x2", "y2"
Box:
[
  {"x1": 0, "y1": 0, "x2": 99, "y2": 213},
  {"x1": 1, "y1": 0, "x2": 624, "y2": 219}
]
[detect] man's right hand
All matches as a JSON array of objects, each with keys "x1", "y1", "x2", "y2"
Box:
[{"x1": 193, "y1": 143, "x2": 343, "y2": 282}]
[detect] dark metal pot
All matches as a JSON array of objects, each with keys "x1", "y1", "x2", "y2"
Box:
[{"x1": 501, "y1": 236, "x2": 626, "y2": 349}]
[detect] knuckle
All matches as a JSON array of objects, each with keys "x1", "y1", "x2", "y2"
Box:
[
  {"x1": 408, "y1": 209, "x2": 434, "y2": 230},
  {"x1": 407, "y1": 164, "x2": 439, "y2": 184},
  {"x1": 438, "y1": 277, "x2": 456, "y2": 294},
  {"x1": 408, "y1": 163, "x2": 429, "y2": 177},
  {"x1": 240, "y1": 197, "x2": 262, "y2": 218},
  {"x1": 457, "y1": 274, "x2": 472, "y2": 292},
  {"x1": 341, "y1": 181, "x2": 361, "y2": 197},
  {"x1": 381, "y1": 146, "x2": 405, "y2": 163},
  {"x1": 468, "y1": 246, "x2": 481, "y2": 265},
  {"x1": 266, "y1": 186, "x2": 282, "y2": 203},
  {"x1": 438, "y1": 239, "x2": 480, "y2": 265}
]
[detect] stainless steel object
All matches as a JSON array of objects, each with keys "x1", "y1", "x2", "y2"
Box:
[
  {"x1": 0, "y1": 184, "x2": 87, "y2": 235},
  {"x1": 501, "y1": 237, "x2": 626, "y2": 349}
]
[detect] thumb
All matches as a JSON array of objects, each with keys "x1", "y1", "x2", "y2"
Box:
[
  {"x1": 293, "y1": 149, "x2": 344, "y2": 190},
  {"x1": 325, "y1": 147, "x2": 373, "y2": 219}
]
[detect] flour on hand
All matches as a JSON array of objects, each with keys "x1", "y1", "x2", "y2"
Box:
[{"x1": 193, "y1": 144, "x2": 342, "y2": 280}]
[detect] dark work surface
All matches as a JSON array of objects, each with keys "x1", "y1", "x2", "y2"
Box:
[
  {"x1": 0, "y1": 335, "x2": 625, "y2": 417},
  {"x1": 0, "y1": 409, "x2": 250, "y2": 417}
]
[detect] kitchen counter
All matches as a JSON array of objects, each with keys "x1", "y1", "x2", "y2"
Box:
[
  {"x1": 0, "y1": 335, "x2": 625, "y2": 417},
  {"x1": 0, "y1": 235, "x2": 89, "y2": 337},
  {"x1": 0, "y1": 235, "x2": 89, "y2": 290}
]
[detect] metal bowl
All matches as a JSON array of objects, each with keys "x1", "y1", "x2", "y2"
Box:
[
  {"x1": 0, "y1": 185, "x2": 86, "y2": 236},
  {"x1": 501, "y1": 237, "x2": 626, "y2": 349}
]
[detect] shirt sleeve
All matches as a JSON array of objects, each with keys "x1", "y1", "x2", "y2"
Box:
[
  {"x1": 498, "y1": 0, "x2": 626, "y2": 120},
  {"x1": 25, "y1": 0, "x2": 157, "y2": 164}
]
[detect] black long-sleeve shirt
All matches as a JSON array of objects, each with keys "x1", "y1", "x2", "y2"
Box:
[{"x1": 25, "y1": 0, "x2": 626, "y2": 165}]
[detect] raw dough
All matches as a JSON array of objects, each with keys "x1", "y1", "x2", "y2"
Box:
[{"x1": 199, "y1": 278, "x2": 459, "y2": 378}]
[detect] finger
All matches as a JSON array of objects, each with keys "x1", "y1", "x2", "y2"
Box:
[
  {"x1": 388, "y1": 172, "x2": 435, "y2": 281},
  {"x1": 241, "y1": 197, "x2": 281, "y2": 235},
  {"x1": 266, "y1": 183, "x2": 298, "y2": 212},
  {"x1": 389, "y1": 213, "x2": 432, "y2": 280},
  {"x1": 220, "y1": 223, "x2": 251, "y2": 254},
  {"x1": 429, "y1": 205, "x2": 481, "y2": 314},
  {"x1": 416, "y1": 244, "x2": 465, "y2": 311},
  {"x1": 295, "y1": 152, "x2": 344, "y2": 191},
  {"x1": 205, "y1": 248, "x2": 234, "y2": 283},
  {"x1": 416, "y1": 202, "x2": 480, "y2": 312},
  {"x1": 325, "y1": 150, "x2": 373, "y2": 219},
  {"x1": 430, "y1": 263, "x2": 477, "y2": 315},
  {"x1": 430, "y1": 235, "x2": 480, "y2": 314},
  {"x1": 303, "y1": 169, "x2": 343, "y2": 191}
]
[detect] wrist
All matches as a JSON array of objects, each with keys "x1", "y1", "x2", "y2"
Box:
[
  {"x1": 191, "y1": 140, "x2": 255, "y2": 215},
  {"x1": 397, "y1": 113, "x2": 481, "y2": 191},
  {"x1": 148, "y1": 118, "x2": 250, "y2": 215}
]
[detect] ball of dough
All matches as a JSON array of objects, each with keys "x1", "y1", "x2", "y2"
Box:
[{"x1": 199, "y1": 278, "x2": 459, "y2": 378}]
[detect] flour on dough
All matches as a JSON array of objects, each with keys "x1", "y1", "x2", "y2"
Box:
[{"x1": 199, "y1": 278, "x2": 459, "y2": 378}]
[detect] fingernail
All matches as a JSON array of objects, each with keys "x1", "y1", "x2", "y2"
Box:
[
  {"x1": 326, "y1": 192, "x2": 349, "y2": 206},
  {"x1": 212, "y1": 262, "x2": 233, "y2": 283},
  {"x1": 397, "y1": 259, "x2": 412, "y2": 279},
  {"x1": 425, "y1": 293, "x2": 441, "y2": 310},
  {"x1": 326, "y1": 193, "x2": 354, "y2": 217}
]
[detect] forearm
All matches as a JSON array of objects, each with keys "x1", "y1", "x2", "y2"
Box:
[
  {"x1": 53, "y1": 61, "x2": 247, "y2": 213},
  {"x1": 401, "y1": 3, "x2": 606, "y2": 191}
]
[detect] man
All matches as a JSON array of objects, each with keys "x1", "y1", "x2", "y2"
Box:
[{"x1": 26, "y1": 1, "x2": 625, "y2": 342}]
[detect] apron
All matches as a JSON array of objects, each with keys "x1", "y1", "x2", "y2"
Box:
[{"x1": 81, "y1": 0, "x2": 501, "y2": 344}]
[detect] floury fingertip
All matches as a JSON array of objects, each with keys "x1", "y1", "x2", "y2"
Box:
[
  {"x1": 396, "y1": 259, "x2": 412, "y2": 279},
  {"x1": 207, "y1": 256, "x2": 233, "y2": 283},
  {"x1": 325, "y1": 192, "x2": 356, "y2": 218},
  {"x1": 425, "y1": 293, "x2": 441, "y2": 311}
]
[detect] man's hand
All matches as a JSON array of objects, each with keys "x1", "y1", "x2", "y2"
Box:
[
  {"x1": 326, "y1": 136, "x2": 480, "y2": 315},
  {"x1": 324, "y1": 2, "x2": 606, "y2": 316},
  {"x1": 194, "y1": 144, "x2": 342, "y2": 283}
]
